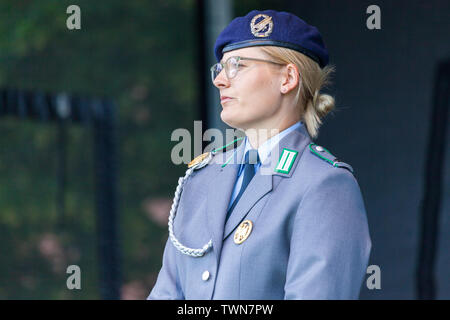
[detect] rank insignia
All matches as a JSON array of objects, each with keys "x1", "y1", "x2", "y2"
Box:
[
  {"x1": 234, "y1": 220, "x2": 253, "y2": 244},
  {"x1": 274, "y1": 148, "x2": 298, "y2": 174}
]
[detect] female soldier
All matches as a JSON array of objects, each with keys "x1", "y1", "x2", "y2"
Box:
[{"x1": 148, "y1": 9, "x2": 371, "y2": 299}]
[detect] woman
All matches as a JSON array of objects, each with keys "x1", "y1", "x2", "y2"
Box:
[{"x1": 148, "y1": 9, "x2": 371, "y2": 300}]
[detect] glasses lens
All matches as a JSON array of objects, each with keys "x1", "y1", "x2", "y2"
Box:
[
  {"x1": 226, "y1": 57, "x2": 239, "y2": 79},
  {"x1": 210, "y1": 57, "x2": 241, "y2": 82},
  {"x1": 211, "y1": 63, "x2": 223, "y2": 82}
]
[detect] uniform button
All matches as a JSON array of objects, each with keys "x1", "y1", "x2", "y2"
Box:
[
  {"x1": 202, "y1": 270, "x2": 210, "y2": 281},
  {"x1": 316, "y1": 146, "x2": 324, "y2": 152}
]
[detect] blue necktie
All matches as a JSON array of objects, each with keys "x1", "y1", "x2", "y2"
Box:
[{"x1": 226, "y1": 149, "x2": 260, "y2": 222}]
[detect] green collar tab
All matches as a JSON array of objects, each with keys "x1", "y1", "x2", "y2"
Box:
[{"x1": 274, "y1": 148, "x2": 298, "y2": 174}]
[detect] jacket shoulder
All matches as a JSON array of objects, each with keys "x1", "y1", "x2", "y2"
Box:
[
  {"x1": 294, "y1": 144, "x2": 364, "y2": 208},
  {"x1": 292, "y1": 142, "x2": 359, "y2": 192}
]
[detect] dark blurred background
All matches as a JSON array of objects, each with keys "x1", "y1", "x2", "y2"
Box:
[{"x1": 0, "y1": 0, "x2": 448, "y2": 299}]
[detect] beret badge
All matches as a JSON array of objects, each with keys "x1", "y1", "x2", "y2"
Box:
[{"x1": 250, "y1": 14, "x2": 273, "y2": 38}]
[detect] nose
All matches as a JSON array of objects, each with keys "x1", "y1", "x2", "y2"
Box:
[{"x1": 213, "y1": 69, "x2": 230, "y2": 89}]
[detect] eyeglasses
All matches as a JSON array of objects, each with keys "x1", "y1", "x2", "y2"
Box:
[{"x1": 210, "y1": 56, "x2": 284, "y2": 82}]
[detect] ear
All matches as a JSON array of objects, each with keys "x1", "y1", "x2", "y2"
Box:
[{"x1": 280, "y1": 63, "x2": 300, "y2": 94}]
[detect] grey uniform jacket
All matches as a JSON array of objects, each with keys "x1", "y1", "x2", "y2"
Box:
[{"x1": 148, "y1": 124, "x2": 371, "y2": 299}]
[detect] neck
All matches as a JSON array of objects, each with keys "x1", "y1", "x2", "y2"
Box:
[{"x1": 244, "y1": 118, "x2": 299, "y2": 149}]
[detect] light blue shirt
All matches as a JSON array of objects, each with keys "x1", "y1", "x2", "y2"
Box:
[{"x1": 227, "y1": 121, "x2": 303, "y2": 211}]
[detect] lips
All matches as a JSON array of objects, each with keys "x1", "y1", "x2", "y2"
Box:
[{"x1": 220, "y1": 96, "x2": 234, "y2": 103}]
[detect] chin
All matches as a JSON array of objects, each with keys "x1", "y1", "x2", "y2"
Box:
[
  {"x1": 220, "y1": 115, "x2": 237, "y2": 128},
  {"x1": 220, "y1": 110, "x2": 242, "y2": 129}
]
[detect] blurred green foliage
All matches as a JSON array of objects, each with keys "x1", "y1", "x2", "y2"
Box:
[
  {"x1": 0, "y1": 0, "x2": 198, "y2": 299},
  {"x1": 0, "y1": 0, "x2": 283, "y2": 299}
]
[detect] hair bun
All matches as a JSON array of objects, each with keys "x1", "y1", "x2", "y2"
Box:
[{"x1": 315, "y1": 93, "x2": 335, "y2": 117}]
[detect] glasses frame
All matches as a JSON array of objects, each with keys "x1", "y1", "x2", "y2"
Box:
[{"x1": 210, "y1": 56, "x2": 284, "y2": 82}]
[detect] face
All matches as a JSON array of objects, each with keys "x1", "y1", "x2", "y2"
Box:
[{"x1": 213, "y1": 47, "x2": 285, "y2": 131}]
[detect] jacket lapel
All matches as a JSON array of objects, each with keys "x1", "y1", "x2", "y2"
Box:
[
  {"x1": 222, "y1": 124, "x2": 311, "y2": 240},
  {"x1": 206, "y1": 141, "x2": 245, "y2": 260},
  {"x1": 267, "y1": 124, "x2": 311, "y2": 178},
  {"x1": 223, "y1": 171, "x2": 273, "y2": 239}
]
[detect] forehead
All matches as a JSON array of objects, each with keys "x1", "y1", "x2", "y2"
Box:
[{"x1": 221, "y1": 47, "x2": 268, "y2": 63}]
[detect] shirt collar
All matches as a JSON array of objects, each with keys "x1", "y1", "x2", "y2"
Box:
[{"x1": 240, "y1": 121, "x2": 303, "y2": 171}]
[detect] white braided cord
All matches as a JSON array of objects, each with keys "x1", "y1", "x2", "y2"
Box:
[{"x1": 168, "y1": 152, "x2": 214, "y2": 257}]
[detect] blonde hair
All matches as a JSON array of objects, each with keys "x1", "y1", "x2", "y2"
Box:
[{"x1": 259, "y1": 46, "x2": 335, "y2": 138}]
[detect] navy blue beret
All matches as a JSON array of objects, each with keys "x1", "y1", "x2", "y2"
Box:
[{"x1": 214, "y1": 10, "x2": 329, "y2": 68}]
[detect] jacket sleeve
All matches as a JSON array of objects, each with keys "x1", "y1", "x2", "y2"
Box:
[
  {"x1": 284, "y1": 169, "x2": 372, "y2": 299},
  {"x1": 147, "y1": 237, "x2": 184, "y2": 300}
]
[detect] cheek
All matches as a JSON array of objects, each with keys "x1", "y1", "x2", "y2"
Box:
[{"x1": 240, "y1": 77, "x2": 279, "y2": 112}]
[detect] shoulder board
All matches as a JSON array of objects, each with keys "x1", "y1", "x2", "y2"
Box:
[
  {"x1": 308, "y1": 143, "x2": 354, "y2": 174},
  {"x1": 188, "y1": 152, "x2": 210, "y2": 168}
]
